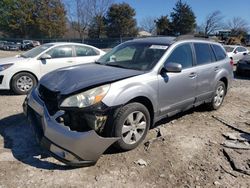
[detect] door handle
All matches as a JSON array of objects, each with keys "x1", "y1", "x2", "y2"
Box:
[
  {"x1": 189, "y1": 72, "x2": 197, "y2": 79},
  {"x1": 67, "y1": 61, "x2": 74, "y2": 63}
]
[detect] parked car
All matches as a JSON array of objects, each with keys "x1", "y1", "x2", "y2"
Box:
[
  {"x1": 23, "y1": 37, "x2": 234, "y2": 166},
  {"x1": 236, "y1": 54, "x2": 250, "y2": 76},
  {"x1": 32, "y1": 40, "x2": 41, "y2": 47},
  {"x1": 0, "y1": 41, "x2": 7, "y2": 50},
  {"x1": 21, "y1": 40, "x2": 34, "y2": 50},
  {"x1": 224, "y1": 45, "x2": 249, "y2": 64},
  {"x1": 0, "y1": 42, "x2": 105, "y2": 94},
  {"x1": 2, "y1": 42, "x2": 20, "y2": 51}
]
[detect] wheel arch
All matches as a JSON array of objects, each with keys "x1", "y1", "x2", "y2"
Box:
[
  {"x1": 219, "y1": 77, "x2": 228, "y2": 94},
  {"x1": 127, "y1": 96, "x2": 155, "y2": 128}
]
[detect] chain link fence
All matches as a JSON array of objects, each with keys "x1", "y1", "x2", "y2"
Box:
[{"x1": 0, "y1": 37, "x2": 136, "y2": 49}]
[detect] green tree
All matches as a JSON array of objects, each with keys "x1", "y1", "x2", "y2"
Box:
[
  {"x1": 106, "y1": 3, "x2": 138, "y2": 38},
  {"x1": 88, "y1": 15, "x2": 106, "y2": 38},
  {"x1": 0, "y1": 0, "x2": 35, "y2": 37},
  {"x1": 155, "y1": 16, "x2": 171, "y2": 35},
  {"x1": 34, "y1": 0, "x2": 67, "y2": 38},
  {"x1": 0, "y1": 0, "x2": 67, "y2": 38},
  {"x1": 170, "y1": 0, "x2": 196, "y2": 35}
]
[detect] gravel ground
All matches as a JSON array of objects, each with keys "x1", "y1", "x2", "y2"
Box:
[{"x1": 0, "y1": 50, "x2": 250, "y2": 187}]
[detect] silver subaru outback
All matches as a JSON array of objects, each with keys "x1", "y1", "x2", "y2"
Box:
[{"x1": 23, "y1": 37, "x2": 234, "y2": 166}]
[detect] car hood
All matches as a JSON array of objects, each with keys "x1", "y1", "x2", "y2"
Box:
[
  {"x1": 0, "y1": 56, "x2": 27, "y2": 65},
  {"x1": 40, "y1": 63, "x2": 144, "y2": 95}
]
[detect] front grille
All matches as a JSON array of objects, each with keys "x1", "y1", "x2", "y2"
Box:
[
  {"x1": 0, "y1": 75, "x2": 3, "y2": 84},
  {"x1": 38, "y1": 84, "x2": 59, "y2": 115}
]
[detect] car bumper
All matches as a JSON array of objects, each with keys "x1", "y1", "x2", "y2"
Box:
[
  {"x1": 236, "y1": 63, "x2": 250, "y2": 76},
  {"x1": 0, "y1": 73, "x2": 11, "y2": 90},
  {"x1": 23, "y1": 89, "x2": 119, "y2": 166}
]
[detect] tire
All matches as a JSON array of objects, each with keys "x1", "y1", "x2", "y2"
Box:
[
  {"x1": 207, "y1": 81, "x2": 226, "y2": 110},
  {"x1": 111, "y1": 102, "x2": 150, "y2": 151},
  {"x1": 11, "y1": 72, "x2": 37, "y2": 95}
]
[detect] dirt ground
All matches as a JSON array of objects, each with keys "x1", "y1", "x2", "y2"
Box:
[{"x1": 0, "y1": 50, "x2": 250, "y2": 187}]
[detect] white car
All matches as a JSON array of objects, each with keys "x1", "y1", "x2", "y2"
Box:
[
  {"x1": 224, "y1": 45, "x2": 249, "y2": 64},
  {"x1": 0, "y1": 42, "x2": 105, "y2": 94}
]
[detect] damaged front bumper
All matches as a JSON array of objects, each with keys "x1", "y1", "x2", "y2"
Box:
[{"x1": 23, "y1": 89, "x2": 119, "y2": 167}]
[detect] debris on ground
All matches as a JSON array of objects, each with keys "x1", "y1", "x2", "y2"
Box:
[
  {"x1": 134, "y1": 159, "x2": 147, "y2": 167},
  {"x1": 144, "y1": 127, "x2": 167, "y2": 151},
  {"x1": 222, "y1": 132, "x2": 250, "y2": 142},
  {"x1": 223, "y1": 148, "x2": 250, "y2": 176},
  {"x1": 212, "y1": 115, "x2": 250, "y2": 134},
  {"x1": 222, "y1": 140, "x2": 250, "y2": 150}
]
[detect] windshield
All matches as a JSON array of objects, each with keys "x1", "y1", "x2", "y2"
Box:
[
  {"x1": 21, "y1": 44, "x2": 54, "y2": 58},
  {"x1": 224, "y1": 46, "x2": 234, "y2": 52},
  {"x1": 97, "y1": 42, "x2": 168, "y2": 71}
]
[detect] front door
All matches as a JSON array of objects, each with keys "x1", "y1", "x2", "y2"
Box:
[
  {"x1": 158, "y1": 43, "x2": 196, "y2": 116},
  {"x1": 40, "y1": 45, "x2": 75, "y2": 76}
]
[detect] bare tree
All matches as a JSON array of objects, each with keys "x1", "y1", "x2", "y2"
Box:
[
  {"x1": 65, "y1": 0, "x2": 113, "y2": 39},
  {"x1": 140, "y1": 17, "x2": 156, "y2": 34},
  {"x1": 203, "y1": 11, "x2": 224, "y2": 36},
  {"x1": 227, "y1": 17, "x2": 249, "y2": 34}
]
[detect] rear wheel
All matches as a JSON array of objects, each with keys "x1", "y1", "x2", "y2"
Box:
[
  {"x1": 207, "y1": 81, "x2": 226, "y2": 110},
  {"x1": 11, "y1": 72, "x2": 37, "y2": 95},
  {"x1": 111, "y1": 103, "x2": 150, "y2": 151}
]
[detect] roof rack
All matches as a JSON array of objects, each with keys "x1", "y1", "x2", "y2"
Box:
[{"x1": 175, "y1": 34, "x2": 213, "y2": 41}]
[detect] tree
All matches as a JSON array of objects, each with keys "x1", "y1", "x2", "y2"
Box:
[
  {"x1": 88, "y1": 15, "x2": 106, "y2": 38},
  {"x1": 0, "y1": 0, "x2": 35, "y2": 37},
  {"x1": 34, "y1": 0, "x2": 67, "y2": 38},
  {"x1": 155, "y1": 16, "x2": 171, "y2": 35},
  {"x1": 140, "y1": 17, "x2": 156, "y2": 34},
  {"x1": 66, "y1": 0, "x2": 113, "y2": 38},
  {"x1": 227, "y1": 17, "x2": 249, "y2": 36},
  {"x1": 0, "y1": 0, "x2": 67, "y2": 38},
  {"x1": 202, "y1": 11, "x2": 224, "y2": 36},
  {"x1": 106, "y1": 3, "x2": 138, "y2": 38},
  {"x1": 170, "y1": 0, "x2": 196, "y2": 35}
]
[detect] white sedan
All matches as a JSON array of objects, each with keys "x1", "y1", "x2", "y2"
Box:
[
  {"x1": 0, "y1": 42, "x2": 105, "y2": 94},
  {"x1": 224, "y1": 45, "x2": 249, "y2": 64}
]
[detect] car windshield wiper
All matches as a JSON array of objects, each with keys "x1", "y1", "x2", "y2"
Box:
[
  {"x1": 105, "y1": 63, "x2": 127, "y2": 69},
  {"x1": 95, "y1": 61, "x2": 102, "y2": 64}
]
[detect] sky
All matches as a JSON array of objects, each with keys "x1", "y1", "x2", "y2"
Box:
[{"x1": 114, "y1": 0, "x2": 250, "y2": 26}]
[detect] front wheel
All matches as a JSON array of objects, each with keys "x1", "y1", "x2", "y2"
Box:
[
  {"x1": 207, "y1": 81, "x2": 226, "y2": 110},
  {"x1": 11, "y1": 72, "x2": 37, "y2": 95},
  {"x1": 111, "y1": 103, "x2": 150, "y2": 151}
]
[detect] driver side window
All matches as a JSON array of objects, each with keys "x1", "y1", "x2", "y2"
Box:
[{"x1": 165, "y1": 44, "x2": 193, "y2": 69}]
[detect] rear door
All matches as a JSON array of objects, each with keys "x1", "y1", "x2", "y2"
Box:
[
  {"x1": 158, "y1": 43, "x2": 197, "y2": 116},
  {"x1": 193, "y1": 43, "x2": 218, "y2": 102},
  {"x1": 73, "y1": 45, "x2": 102, "y2": 65}
]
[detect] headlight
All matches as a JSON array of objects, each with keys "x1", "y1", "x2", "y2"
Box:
[
  {"x1": 60, "y1": 84, "x2": 110, "y2": 108},
  {"x1": 0, "y1": 63, "x2": 13, "y2": 71}
]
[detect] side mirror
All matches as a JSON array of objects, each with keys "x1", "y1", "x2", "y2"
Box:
[
  {"x1": 164, "y1": 62, "x2": 182, "y2": 73},
  {"x1": 40, "y1": 53, "x2": 51, "y2": 60},
  {"x1": 234, "y1": 50, "x2": 238, "y2": 54}
]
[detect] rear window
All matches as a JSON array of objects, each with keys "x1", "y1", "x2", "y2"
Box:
[
  {"x1": 194, "y1": 43, "x2": 215, "y2": 65},
  {"x1": 212, "y1": 45, "x2": 227, "y2": 61}
]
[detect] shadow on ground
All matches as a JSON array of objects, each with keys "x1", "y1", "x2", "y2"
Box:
[
  {"x1": 0, "y1": 113, "x2": 75, "y2": 170},
  {"x1": 0, "y1": 90, "x2": 17, "y2": 96}
]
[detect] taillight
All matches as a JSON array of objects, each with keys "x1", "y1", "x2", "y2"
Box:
[{"x1": 229, "y1": 57, "x2": 234, "y2": 66}]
